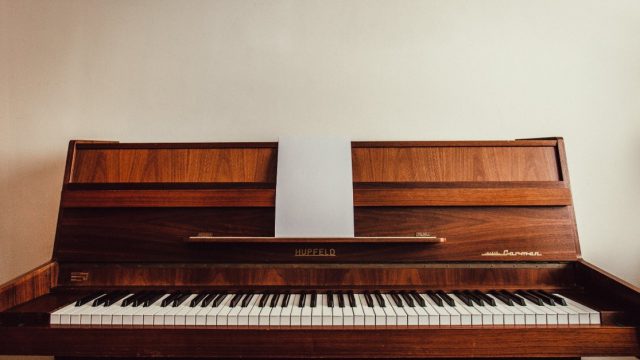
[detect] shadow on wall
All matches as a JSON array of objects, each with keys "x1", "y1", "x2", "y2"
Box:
[{"x1": 0, "y1": 153, "x2": 64, "y2": 283}]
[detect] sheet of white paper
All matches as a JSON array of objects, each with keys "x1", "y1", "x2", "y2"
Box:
[{"x1": 275, "y1": 136, "x2": 354, "y2": 237}]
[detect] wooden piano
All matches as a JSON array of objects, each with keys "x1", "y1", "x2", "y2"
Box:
[{"x1": 0, "y1": 137, "x2": 638, "y2": 359}]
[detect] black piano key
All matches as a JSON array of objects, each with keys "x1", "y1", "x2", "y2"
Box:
[
  {"x1": 373, "y1": 291, "x2": 386, "y2": 307},
  {"x1": 200, "y1": 292, "x2": 218, "y2": 307},
  {"x1": 400, "y1": 291, "x2": 415, "y2": 307},
  {"x1": 212, "y1": 293, "x2": 227, "y2": 307},
  {"x1": 102, "y1": 291, "x2": 129, "y2": 307},
  {"x1": 242, "y1": 292, "x2": 255, "y2": 307},
  {"x1": 143, "y1": 292, "x2": 164, "y2": 307},
  {"x1": 426, "y1": 291, "x2": 443, "y2": 306},
  {"x1": 190, "y1": 292, "x2": 209, "y2": 307},
  {"x1": 463, "y1": 290, "x2": 484, "y2": 306},
  {"x1": 269, "y1": 293, "x2": 280, "y2": 307},
  {"x1": 337, "y1": 291, "x2": 345, "y2": 308},
  {"x1": 347, "y1": 291, "x2": 356, "y2": 307},
  {"x1": 75, "y1": 292, "x2": 105, "y2": 307},
  {"x1": 120, "y1": 293, "x2": 138, "y2": 307},
  {"x1": 298, "y1": 292, "x2": 306, "y2": 308},
  {"x1": 258, "y1": 293, "x2": 270, "y2": 307},
  {"x1": 500, "y1": 290, "x2": 526, "y2": 306},
  {"x1": 281, "y1": 292, "x2": 291, "y2": 307},
  {"x1": 390, "y1": 292, "x2": 403, "y2": 307},
  {"x1": 436, "y1": 291, "x2": 456, "y2": 307},
  {"x1": 453, "y1": 291, "x2": 473, "y2": 306},
  {"x1": 488, "y1": 290, "x2": 513, "y2": 306},
  {"x1": 327, "y1": 291, "x2": 334, "y2": 308},
  {"x1": 310, "y1": 292, "x2": 317, "y2": 308},
  {"x1": 515, "y1": 290, "x2": 544, "y2": 306},
  {"x1": 364, "y1": 291, "x2": 374, "y2": 307},
  {"x1": 410, "y1": 291, "x2": 426, "y2": 307},
  {"x1": 90, "y1": 293, "x2": 111, "y2": 307},
  {"x1": 161, "y1": 291, "x2": 182, "y2": 307},
  {"x1": 172, "y1": 292, "x2": 191, "y2": 307},
  {"x1": 131, "y1": 291, "x2": 150, "y2": 307},
  {"x1": 473, "y1": 290, "x2": 496, "y2": 306},
  {"x1": 530, "y1": 290, "x2": 556, "y2": 306},
  {"x1": 537, "y1": 289, "x2": 567, "y2": 306},
  {"x1": 229, "y1": 293, "x2": 244, "y2": 308}
]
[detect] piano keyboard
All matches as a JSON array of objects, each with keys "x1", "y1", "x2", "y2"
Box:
[{"x1": 50, "y1": 290, "x2": 600, "y2": 327}]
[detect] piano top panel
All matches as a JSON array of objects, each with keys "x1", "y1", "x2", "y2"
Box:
[
  {"x1": 53, "y1": 138, "x2": 580, "y2": 264},
  {"x1": 67, "y1": 139, "x2": 563, "y2": 185}
]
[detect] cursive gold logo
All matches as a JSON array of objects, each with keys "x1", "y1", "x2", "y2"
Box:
[
  {"x1": 481, "y1": 250, "x2": 542, "y2": 257},
  {"x1": 295, "y1": 248, "x2": 336, "y2": 257}
]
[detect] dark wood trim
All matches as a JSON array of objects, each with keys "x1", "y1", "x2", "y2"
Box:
[
  {"x1": 61, "y1": 189, "x2": 276, "y2": 208},
  {"x1": 352, "y1": 140, "x2": 558, "y2": 147},
  {"x1": 61, "y1": 187, "x2": 571, "y2": 208},
  {"x1": 0, "y1": 326, "x2": 636, "y2": 357},
  {"x1": 55, "y1": 263, "x2": 574, "y2": 288},
  {"x1": 75, "y1": 142, "x2": 278, "y2": 150},
  {"x1": 0, "y1": 261, "x2": 58, "y2": 312},
  {"x1": 354, "y1": 187, "x2": 572, "y2": 206}
]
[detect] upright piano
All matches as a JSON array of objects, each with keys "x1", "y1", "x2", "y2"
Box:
[{"x1": 0, "y1": 138, "x2": 638, "y2": 358}]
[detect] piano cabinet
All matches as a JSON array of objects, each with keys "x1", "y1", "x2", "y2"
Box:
[{"x1": 0, "y1": 138, "x2": 638, "y2": 358}]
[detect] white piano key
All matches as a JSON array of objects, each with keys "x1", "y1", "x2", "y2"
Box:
[
  {"x1": 204, "y1": 295, "x2": 230, "y2": 325},
  {"x1": 378, "y1": 296, "x2": 396, "y2": 326},
  {"x1": 330, "y1": 297, "x2": 343, "y2": 326},
  {"x1": 172, "y1": 295, "x2": 199, "y2": 326},
  {"x1": 50, "y1": 302, "x2": 81, "y2": 325},
  {"x1": 151, "y1": 300, "x2": 178, "y2": 326},
  {"x1": 424, "y1": 295, "x2": 451, "y2": 325},
  {"x1": 247, "y1": 295, "x2": 264, "y2": 326},
  {"x1": 310, "y1": 295, "x2": 323, "y2": 326},
  {"x1": 300, "y1": 295, "x2": 313, "y2": 326},
  {"x1": 291, "y1": 295, "x2": 305, "y2": 326},
  {"x1": 317, "y1": 294, "x2": 330, "y2": 326},
  {"x1": 418, "y1": 295, "x2": 440, "y2": 325},
  {"x1": 279, "y1": 294, "x2": 295, "y2": 326},
  {"x1": 342, "y1": 297, "x2": 354, "y2": 326},
  {"x1": 356, "y1": 294, "x2": 375, "y2": 326},
  {"x1": 217, "y1": 294, "x2": 239, "y2": 326},
  {"x1": 555, "y1": 294, "x2": 600, "y2": 325},
  {"x1": 269, "y1": 297, "x2": 284, "y2": 326},
  {"x1": 384, "y1": 294, "x2": 407, "y2": 326},
  {"x1": 452, "y1": 294, "x2": 483, "y2": 325},
  {"x1": 238, "y1": 295, "x2": 259, "y2": 326},
  {"x1": 360, "y1": 294, "x2": 384, "y2": 326},
  {"x1": 141, "y1": 295, "x2": 171, "y2": 326},
  {"x1": 486, "y1": 294, "x2": 516, "y2": 325},
  {"x1": 447, "y1": 297, "x2": 471, "y2": 326},
  {"x1": 410, "y1": 298, "x2": 430, "y2": 325},
  {"x1": 258, "y1": 298, "x2": 273, "y2": 326},
  {"x1": 483, "y1": 303, "x2": 504, "y2": 325},
  {"x1": 438, "y1": 298, "x2": 461, "y2": 326},
  {"x1": 90, "y1": 303, "x2": 116, "y2": 325},
  {"x1": 227, "y1": 297, "x2": 245, "y2": 326}
]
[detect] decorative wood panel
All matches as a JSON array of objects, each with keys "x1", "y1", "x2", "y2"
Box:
[
  {"x1": 352, "y1": 146, "x2": 561, "y2": 182},
  {"x1": 53, "y1": 207, "x2": 578, "y2": 262},
  {"x1": 71, "y1": 147, "x2": 277, "y2": 184}
]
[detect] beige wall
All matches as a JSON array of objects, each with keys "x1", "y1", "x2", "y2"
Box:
[{"x1": 0, "y1": 1, "x2": 639, "y2": 358}]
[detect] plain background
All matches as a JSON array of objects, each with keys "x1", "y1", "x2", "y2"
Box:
[{"x1": 1, "y1": 1, "x2": 639, "y2": 359}]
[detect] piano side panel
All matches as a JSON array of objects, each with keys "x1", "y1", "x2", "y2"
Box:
[{"x1": 54, "y1": 206, "x2": 578, "y2": 263}]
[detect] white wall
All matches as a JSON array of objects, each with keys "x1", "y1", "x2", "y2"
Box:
[{"x1": 1, "y1": 0, "x2": 639, "y2": 321}]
